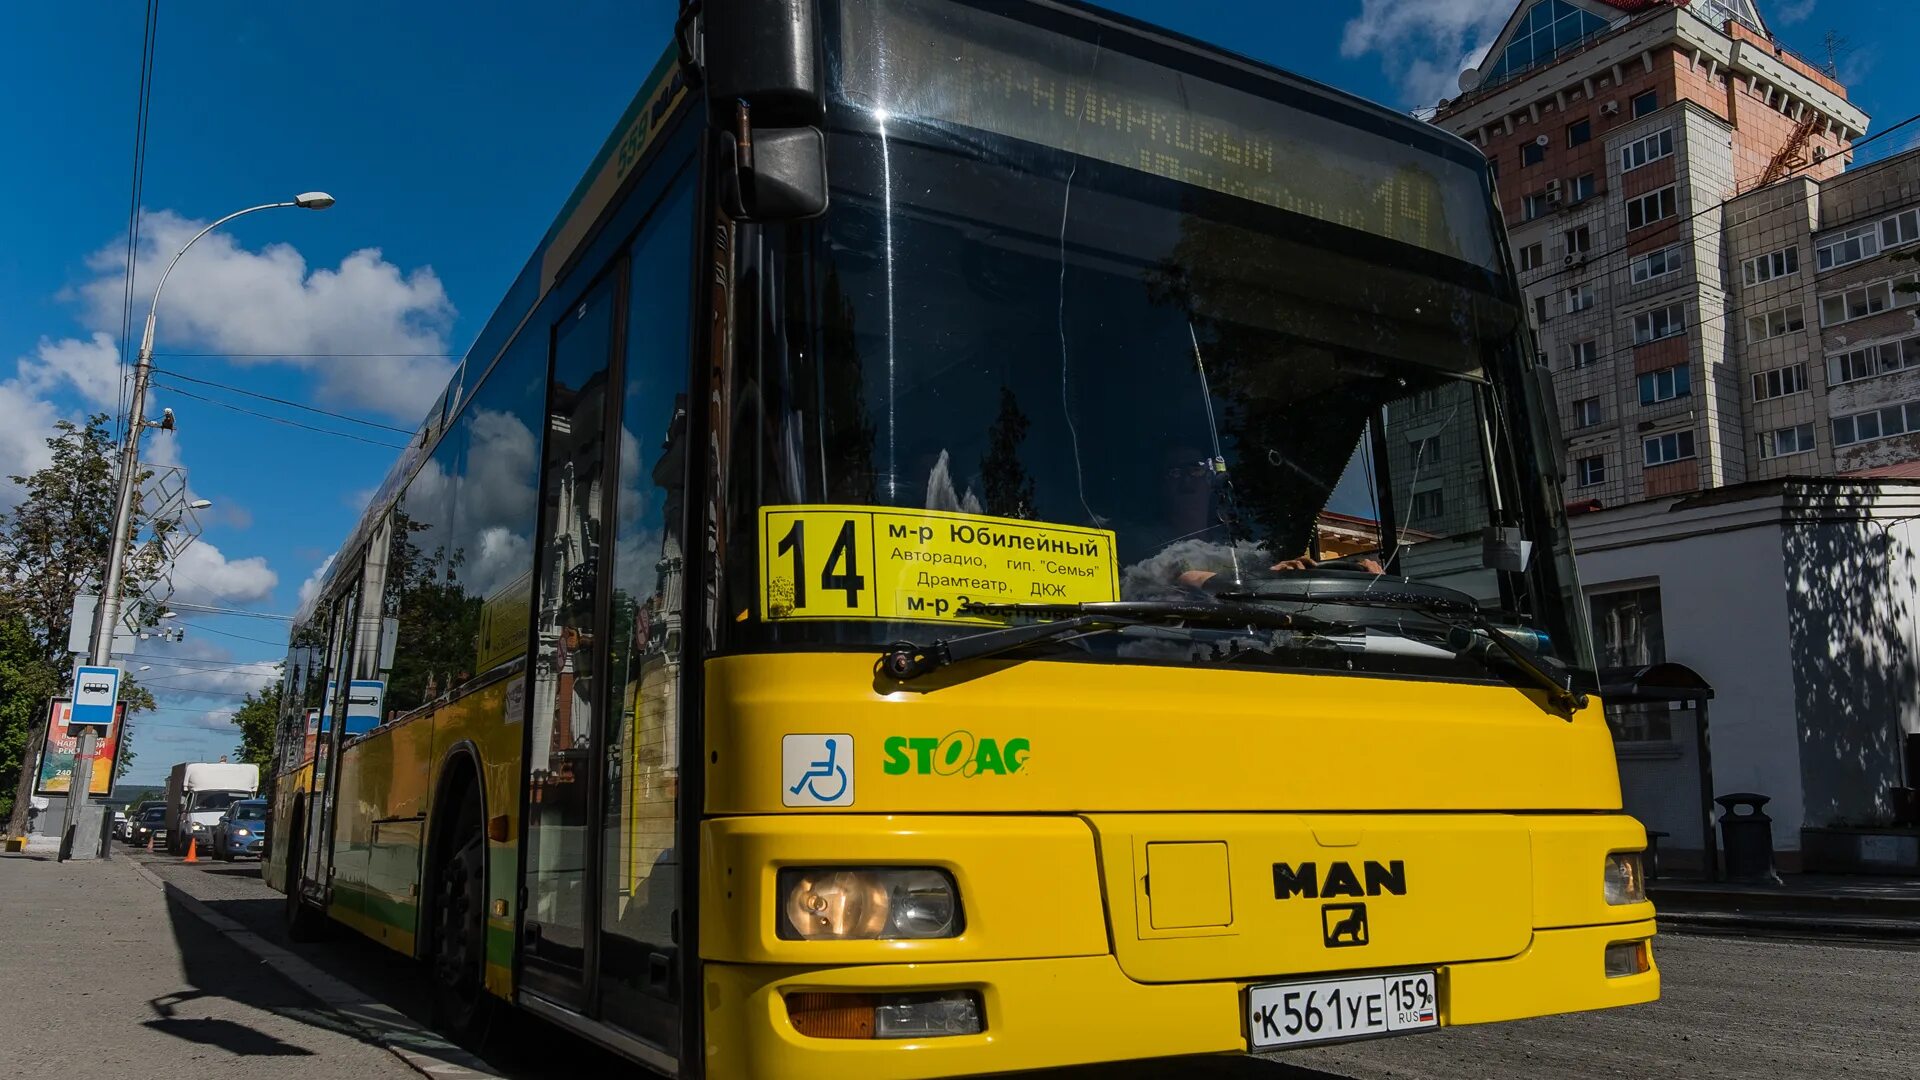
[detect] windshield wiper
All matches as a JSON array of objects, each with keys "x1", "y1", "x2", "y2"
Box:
[
  {"x1": 1218, "y1": 576, "x2": 1588, "y2": 715},
  {"x1": 879, "y1": 599, "x2": 1321, "y2": 681}
]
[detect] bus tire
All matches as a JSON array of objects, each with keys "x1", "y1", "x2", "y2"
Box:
[
  {"x1": 427, "y1": 781, "x2": 493, "y2": 1043},
  {"x1": 283, "y1": 806, "x2": 330, "y2": 943}
]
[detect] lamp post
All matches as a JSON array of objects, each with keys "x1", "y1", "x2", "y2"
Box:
[{"x1": 60, "y1": 194, "x2": 333, "y2": 859}]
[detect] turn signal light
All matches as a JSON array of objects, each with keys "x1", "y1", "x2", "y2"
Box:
[
  {"x1": 1604, "y1": 940, "x2": 1650, "y2": 978},
  {"x1": 786, "y1": 991, "x2": 984, "y2": 1039}
]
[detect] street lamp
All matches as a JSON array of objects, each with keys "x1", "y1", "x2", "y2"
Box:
[
  {"x1": 89, "y1": 193, "x2": 333, "y2": 667},
  {"x1": 60, "y1": 193, "x2": 333, "y2": 858}
]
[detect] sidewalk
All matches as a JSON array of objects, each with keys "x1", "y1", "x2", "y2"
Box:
[
  {"x1": 1653, "y1": 871, "x2": 1920, "y2": 939},
  {"x1": 0, "y1": 850, "x2": 420, "y2": 1080}
]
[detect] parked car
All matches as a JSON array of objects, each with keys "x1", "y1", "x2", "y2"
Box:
[
  {"x1": 112, "y1": 811, "x2": 129, "y2": 840},
  {"x1": 129, "y1": 805, "x2": 166, "y2": 847},
  {"x1": 209, "y1": 798, "x2": 268, "y2": 861}
]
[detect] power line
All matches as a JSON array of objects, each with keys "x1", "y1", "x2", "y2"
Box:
[
  {"x1": 148, "y1": 382, "x2": 412, "y2": 450},
  {"x1": 122, "y1": 652, "x2": 280, "y2": 672},
  {"x1": 1518, "y1": 110, "x2": 1920, "y2": 297},
  {"x1": 151, "y1": 367, "x2": 416, "y2": 434},
  {"x1": 167, "y1": 602, "x2": 293, "y2": 621},
  {"x1": 187, "y1": 622, "x2": 290, "y2": 647},
  {"x1": 112, "y1": 0, "x2": 160, "y2": 452},
  {"x1": 154, "y1": 351, "x2": 458, "y2": 358}
]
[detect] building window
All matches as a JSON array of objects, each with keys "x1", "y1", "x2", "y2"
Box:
[
  {"x1": 1746, "y1": 305, "x2": 1806, "y2": 341},
  {"x1": 1629, "y1": 243, "x2": 1684, "y2": 283},
  {"x1": 1751, "y1": 362, "x2": 1808, "y2": 400},
  {"x1": 1565, "y1": 224, "x2": 1592, "y2": 256},
  {"x1": 1632, "y1": 303, "x2": 1686, "y2": 344},
  {"x1": 1638, "y1": 365, "x2": 1692, "y2": 405},
  {"x1": 1533, "y1": 294, "x2": 1549, "y2": 327},
  {"x1": 1567, "y1": 118, "x2": 1592, "y2": 146},
  {"x1": 1575, "y1": 396, "x2": 1604, "y2": 426},
  {"x1": 1832, "y1": 400, "x2": 1920, "y2": 447},
  {"x1": 1523, "y1": 191, "x2": 1552, "y2": 220},
  {"x1": 1626, "y1": 186, "x2": 1677, "y2": 230},
  {"x1": 1818, "y1": 281, "x2": 1897, "y2": 326},
  {"x1": 1631, "y1": 90, "x2": 1659, "y2": 118},
  {"x1": 1741, "y1": 246, "x2": 1799, "y2": 287},
  {"x1": 1620, "y1": 128, "x2": 1674, "y2": 172},
  {"x1": 1409, "y1": 487, "x2": 1446, "y2": 520},
  {"x1": 1519, "y1": 242, "x2": 1544, "y2": 271},
  {"x1": 1410, "y1": 434, "x2": 1445, "y2": 463},
  {"x1": 1643, "y1": 429, "x2": 1696, "y2": 465},
  {"x1": 1570, "y1": 173, "x2": 1597, "y2": 202},
  {"x1": 1523, "y1": 141, "x2": 1546, "y2": 167},
  {"x1": 1879, "y1": 207, "x2": 1920, "y2": 250},
  {"x1": 1818, "y1": 208, "x2": 1920, "y2": 271},
  {"x1": 1758, "y1": 424, "x2": 1817, "y2": 459},
  {"x1": 1566, "y1": 283, "x2": 1596, "y2": 312},
  {"x1": 1577, "y1": 455, "x2": 1606, "y2": 487},
  {"x1": 1589, "y1": 586, "x2": 1670, "y2": 741},
  {"x1": 1826, "y1": 335, "x2": 1920, "y2": 386},
  {"x1": 1481, "y1": 0, "x2": 1614, "y2": 88},
  {"x1": 1567, "y1": 338, "x2": 1599, "y2": 368}
]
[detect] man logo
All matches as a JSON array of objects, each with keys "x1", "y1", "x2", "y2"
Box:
[
  {"x1": 1271, "y1": 860, "x2": 1407, "y2": 899},
  {"x1": 1322, "y1": 903, "x2": 1369, "y2": 948}
]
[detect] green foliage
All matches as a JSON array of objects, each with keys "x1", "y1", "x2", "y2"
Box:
[
  {"x1": 0, "y1": 415, "x2": 160, "y2": 833},
  {"x1": 230, "y1": 680, "x2": 284, "y2": 769}
]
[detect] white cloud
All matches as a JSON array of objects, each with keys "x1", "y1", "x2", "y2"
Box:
[
  {"x1": 297, "y1": 553, "x2": 336, "y2": 610},
  {"x1": 1341, "y1": 0, "x2": 1514, "y2": 107},
  {"x1": 77, "y1": 209, "x2": 457, "y2": 421},
  {"x1": 164, "y1": 540, "x2": 279, "y2": 605},
  {"x1": 1774, "y1": 0, "x2": 1817, "y2": 27}
]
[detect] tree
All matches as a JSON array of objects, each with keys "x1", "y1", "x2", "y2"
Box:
[
  {"x1": 229, "y1": 681, "x2": 283, "y2": 769},
  {"x1": 980, "y1": 386, "x2": 1037, "y2": 519},
  {"x1": 0, "y1": 415, "x2": 160, "y2": 835}
]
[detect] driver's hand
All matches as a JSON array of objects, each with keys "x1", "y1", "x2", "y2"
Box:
[{"x1": 1271, "y1": 555, "x2": 1387, "y2": 575}]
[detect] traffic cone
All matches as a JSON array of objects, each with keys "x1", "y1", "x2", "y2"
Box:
[
  {"x1": 145, "y1": 833, "x2": 155, "y2": 853},
  {"x1": 184, "y1": 837, "x2": 199, "y2": 863}
]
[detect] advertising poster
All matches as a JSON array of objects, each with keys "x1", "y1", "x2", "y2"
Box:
[{"x1": 33, "y1": 698, "x2": 127, "y2": 798}]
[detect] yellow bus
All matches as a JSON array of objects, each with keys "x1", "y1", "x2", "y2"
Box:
[{"x1": 264, "y1": 0, "x2": 1657, "y2": 1074}]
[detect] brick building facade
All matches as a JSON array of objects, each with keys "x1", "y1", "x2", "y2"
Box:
[{"x1": 1433, "y1": 0, "x2": 1871, "y2": 506}]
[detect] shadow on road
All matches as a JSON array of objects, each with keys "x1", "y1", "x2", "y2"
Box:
[{"x1": 1042, "y1": 1055, "x2": 1353, "y2": 1079}]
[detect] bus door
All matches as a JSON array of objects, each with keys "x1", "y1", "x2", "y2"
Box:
[
  {"x1": 520, "y1": 165, "x2": 695, "y2": 1057},
  {"x1": 301, "y1": 564, "x2": 360, "y2": 902},
  {"x1": 521, "y1": 266, "x2": 623, "y2": 1007}
]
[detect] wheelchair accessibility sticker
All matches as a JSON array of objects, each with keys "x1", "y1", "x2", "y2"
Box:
[{"x1": 782, "y1": 733, "x2": 854, "y2": 807}]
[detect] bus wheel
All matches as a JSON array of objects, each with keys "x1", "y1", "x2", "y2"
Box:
[
  {"x1": 428, "y1": 786, "x2": 493, "y2": 1042},
  {"x1": 283, "y1": 810, "x2": 329, "y2": 943}
]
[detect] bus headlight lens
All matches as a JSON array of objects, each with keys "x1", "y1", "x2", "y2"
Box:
[
  {"x1": 1603, "y1": 852, "x2": 1646, "y2": 905},
  {"x1": 778, "y1": 868, "x2": 960, "y2": 940}
]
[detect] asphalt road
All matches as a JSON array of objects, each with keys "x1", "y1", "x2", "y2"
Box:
[{"x1": 119, "y1": 846, "x2": 1916, "y2": 1079}]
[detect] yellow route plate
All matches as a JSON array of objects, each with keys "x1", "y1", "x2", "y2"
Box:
[{"x1": 758, "y1": 505, "x2": 1118, "y2": 623}]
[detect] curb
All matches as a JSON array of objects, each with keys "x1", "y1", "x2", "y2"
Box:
[
  {"x1": 1658, "y1": 909, "x2": 1920, "y2": 942},
  {"x1": 114, "y1": 852, "x2": 505, "y2": 1080}
]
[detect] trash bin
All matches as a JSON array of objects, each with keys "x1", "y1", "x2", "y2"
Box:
[{"x1": 1715, "y1": 793, "x2": 1781, "y2": 884}]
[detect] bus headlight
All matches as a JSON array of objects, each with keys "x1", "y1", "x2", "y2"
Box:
[
  {"x1": 778, "y1": 868, "x2": 960, "y2": 940},
  {"x1": 1604, "y1": 852, "x2": 1646, "y2": 905}
]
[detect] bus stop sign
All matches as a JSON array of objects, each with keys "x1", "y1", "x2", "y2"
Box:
[{"x1": 70, "y1": 664, "x2": 121, "y2": 728}]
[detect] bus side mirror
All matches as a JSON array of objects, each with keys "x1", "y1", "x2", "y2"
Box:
[{"x1": 698, "y1": 0, "x2": 829, "y2": 220}]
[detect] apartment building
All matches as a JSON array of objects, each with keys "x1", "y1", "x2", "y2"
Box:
[
  {"x1": 1434, "y1": 0, "x2": 1869, "y2": 506},
  {"x1": 1728, "y1": 151, "x2": 1920, "y2": 480}
]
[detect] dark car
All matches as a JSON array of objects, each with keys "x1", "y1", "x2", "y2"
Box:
[
  {"x1": 130, "y1": 805, "x2": 166, "y2": 847},
  {"x1": 209, "y1": 798, "x2": 268, "y2": 861}
]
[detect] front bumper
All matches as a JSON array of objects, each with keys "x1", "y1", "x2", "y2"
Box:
[
  {"x1": 704, "y1": 920, "x2": 1658, "y2": 1079},
  {"x1": 221, "y1": 833, "x2": 266, "y2": 857}
]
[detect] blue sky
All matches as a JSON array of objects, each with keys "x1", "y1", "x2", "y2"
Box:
[{"x1": 3, "y1": 0, "x2": 1915, "y2": 783}]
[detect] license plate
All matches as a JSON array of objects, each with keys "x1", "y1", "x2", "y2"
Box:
[{"x1": 1246, "y1": 971, "x2": 1438, "y2": 1049}]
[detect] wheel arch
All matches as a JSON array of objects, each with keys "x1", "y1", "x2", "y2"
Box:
[{"x1": 419, "y1": 739, "x2": 488, "y2": 959}]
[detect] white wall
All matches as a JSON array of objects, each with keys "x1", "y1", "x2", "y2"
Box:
[{"x1": 1573, "y1": 496, "x2": 1806, "y2": 852}]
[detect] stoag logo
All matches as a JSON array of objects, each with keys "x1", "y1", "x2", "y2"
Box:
[{"x1": 883, "y1": 730, "x2": 1029, "y2": 777}]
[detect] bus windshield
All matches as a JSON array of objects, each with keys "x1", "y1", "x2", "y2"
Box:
[{"x1": 723, "y1": 0, "x2": 1589, "y2": 683}]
